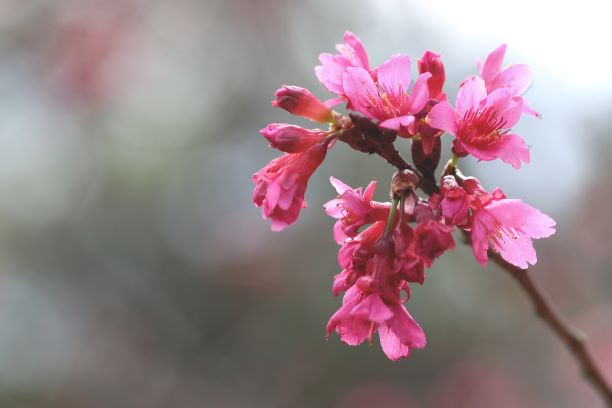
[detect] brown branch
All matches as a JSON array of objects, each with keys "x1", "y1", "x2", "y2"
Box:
[
  {"x1": 339, "y1": 114, "x2": 438, "y2": 195},
  {"x1": 463, "y1": 232, "x2": 612, "y2": 406}
]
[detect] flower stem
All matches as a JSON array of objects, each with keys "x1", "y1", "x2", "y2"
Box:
[
  {"x1": 449, "y1": 154, "x2": 460, "y2": 169},
  {"x1": 462, "y1": 231, "x2": 612, "y2": 406},
  {"x1": 384, "y1": 196, "x2": 400, "y2": 236}
]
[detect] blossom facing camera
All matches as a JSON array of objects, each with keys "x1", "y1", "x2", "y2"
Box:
[
  {"x1": 323, "y1": 177, "x2": 390, "y2": 244},
  {"x1": 468, "y1": 187, "x2": 556, "y2": 269},
  {"x1": 428, "y1": 77, "x2": 530, "y2": 169},
  {"x1": 343, "y1": 54, "x2": 431, "y2": 135}
]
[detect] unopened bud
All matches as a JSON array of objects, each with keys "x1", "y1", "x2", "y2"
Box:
[
  {"x1": 272, "y1": 85, "x2": 333, "y2": 123},
  {"x1": 418, "y1": 50, "x2": 446, "y2": 100},
  {"x1": 391, "y1": 169, "x2": 419, "y2": 198}
]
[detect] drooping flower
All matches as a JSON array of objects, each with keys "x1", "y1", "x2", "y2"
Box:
[
  {"x1": 260, "y1": 124, "x2": 328, "y2": 153},
  {"x1": 315, "y1": 31, "x2": 372, "y2": 104},
  {"x1": 477, "y1": 44, "x2": 540, "y2": 118},
  {"x1": 459, "y1": 178, "x2": 556, "y2": 269},
  {"x1": 427, "y1": 76, "x2": 530, "y2": 169},
  {"x1": 252, "y1": 139, "x2": 331, "y2": 231},
  {"x1": 327, "y1": 237, "x2": 426, "y2": 361},
  {"x1": 324, "y1": 177, "x2": 390, "y2": 244},
  {"x1": 412, "y1": 219, "x2": 456, "y2": 267},
  {"x1": 343, "y1": 54, "x2": 431, "y2": 134},
  {"x1": 272, "y1": 85, "x2": 334, "y2": 123},
  {"x1": 333, "y1": 221, "x2": 386, "y2": 296}
]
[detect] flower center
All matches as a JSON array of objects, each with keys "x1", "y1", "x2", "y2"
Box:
[{"x1": 459, "y1": 107, "x2": 508, "y2": 146}]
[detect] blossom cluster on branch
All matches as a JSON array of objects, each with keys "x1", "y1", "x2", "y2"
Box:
[{"x1": 252, "y1": 32, "x2": 556, "y2": 360}]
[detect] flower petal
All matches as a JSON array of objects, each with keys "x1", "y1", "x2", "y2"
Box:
[
  {"x1": 480, "y1": 43, "x2": 507, "y2": 82},
  {"x1": 490, "y1": 63, "x2": 533, "y2": 95},
  {"x1": 456, "y1": 77, "x2": 487, "y2": 116},
  {"x1": 343, "y1": 67, "x2": 381, "y2": 120},
  {"x1": 428, "y1": 101, "x2": 457, "y2": 134},
  {"x1": 378, "y1": 323, "x2": 411, "y2": 361},
  {"x1": 485, "y1": 134, "x2": 530, "y2": 169},
  {"x1": 343, "y1": 31, "x2": 371, "y2": 70},
  {"x1": 409, "y1": 72, "x2": 432, "y2": 113},
  {"x1": 379, "y1": 115, "x2": 414, "y2": 131},
  {"x1": 377, "y1": 54, "x2": 411, "y2": 101}
]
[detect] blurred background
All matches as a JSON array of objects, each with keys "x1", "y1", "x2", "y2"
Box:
[{"x1": 0, "y1": 0, "x2": 610, "y2": 407}]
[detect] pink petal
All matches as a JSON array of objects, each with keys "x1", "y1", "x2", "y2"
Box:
[
  {"x1": 522, "y1": 99, "x2": 541, "y2": 118},
  {"x1": 377, "y1": 54, "x2": 411, "y2": 101},
  {"x1": 497, "y1": 234, "x2": 536, "y2": 269},
  {"x1": 330, "y1": 176, "x2": 351, "y2": 195},
  {"x1": 428, "y1": 101, "x2": 457, "y2": 134},
  {"x1": 333, "y1": 220, "x2": 348, "y2": 244},
  {"x1": 336, "y1": 319, "x2": 371, "y2": 346},
  {"x1": 470, "y1": 211, "x2": 492, "y2": 267},
  {"x1": 343, "y1": 31, "x2": 370, "y2": 70},
  {"x1": 521, "y1": 205, "x2": 556, "y2": 238},
  {"x1": 271, "y1": 218, "x2": 290, "y2": 232},
  {"x1": 315, "y1": 53, "x2": 351, "y2": 95},
  {"x1": 490, "y1": 64, "x2": 533, "y2": 95},
  {"x1": 387, "y1": 304, "x2": 426, "y2": 348},
  {"x1": 343, "y1": 67, "x2": 381, "y2": 120},
  {"x1": 323, "y1": 198, "x2": 343, "y2": 218},
  {"x1": 363, "y1": 181, "x2": 377, "y2": 203},
  {"x1": 409, "y1": 72, "x2": 432, "y2": 113},
  {"x1": 378, "y1": 323, "x2": 411, "y2": 361},
  {"x1": 379, "y1": 115, "x2": 414, "y2": 131},
  {"x1": 480, "y1": 43, "x2": 507, "y2": 82},
  {"x1": 456, "y1": 77, "x2": 487, "y2": 116},
  {"x1": 485, "y1": 134, "x2": 530, "y2": 169},
  {"x1": 350, "y1": 293, "x2": 394, "y2": 323},
  {"x1": 324, "y1": 97, "x2": 345, "y2": 107}
]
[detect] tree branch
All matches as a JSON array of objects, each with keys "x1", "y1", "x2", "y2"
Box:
[{"x1": 463, "y1": 232, "x2": 612, "y2": 406}]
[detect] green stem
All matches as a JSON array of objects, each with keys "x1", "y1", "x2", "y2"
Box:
[
  {"x1": 384, "y1": 196, "x2": 401, "y2": 236},
  {"x1": 449, "y1": 154, "x2": 460, "y2": 169}
]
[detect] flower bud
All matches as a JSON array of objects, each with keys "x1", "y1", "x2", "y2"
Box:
[
  {"x1": 260, "y1": 124, "x2": 327, "y2": 153},
  {"x1": 391, "y1": 169, "x2": 419, "y2": 198},
  {"x1": 272, "y1": 85, "x2": 333, "y2": 123},
  {"x1": 418, "y1": 51, "x2": 446, "y2": 101}
]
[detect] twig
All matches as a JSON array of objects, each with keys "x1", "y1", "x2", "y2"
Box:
[{"x1": 464, "y1": 232, "x2": 612, "y2": 406}]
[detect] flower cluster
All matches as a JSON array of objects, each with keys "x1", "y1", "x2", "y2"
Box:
[{"x1": 252, "y1": 32, "x2": 555, "y2": 360}]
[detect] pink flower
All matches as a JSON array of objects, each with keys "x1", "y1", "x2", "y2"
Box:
[
  {"x1": 392, "y1": 219, "x2": 426, "y2": 284},
  {"x1": 315, "y1": 31, "x2": 371, "y2": 103},
  {"x1": 252, "y1": 139, "x2": 330, "y2": 231},
  {"x1": 333, "y1": 221, "x2": 386, "y2": 296},
  {"x1": 324, "y1": 177, "x2": 390, "y2": 244},
  {"x1": 343, "y1": 54, "x2": 432, "y2": 134},
  {"x1": 427, "y1": 77, "x2": 530, "y2": 169},
  {"x1": 327, "y1": 282, "x2": 426, "y2": 361},
  {"x1": 418, "y1": 50, "x2": 446, "y2": 101},
  {"x1": 477, "y1": 44, "x2": 540, "y2": 118},
  {"x1": 272, "y1": 85, "x2": 333, "y2": 123},
  {"x1": 260, "y1": 124, "x2": 327, "y2": 153},
  {"x1": 412, "y1": 50, "x2": 447, "y2": 154},
  {"x1": 460, "y1": 178, "x2": 556, "y2": 269},
  {"x1": 413, "y1": 219, "x2": 455, "y2": 267},
  {"x1": 429, "y1": 175, "x2": 470, "y2": 226}
]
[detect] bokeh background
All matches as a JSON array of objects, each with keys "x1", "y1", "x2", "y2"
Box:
[{"x1": 0, "y1": 0, "x2": 610, "y2": 407}]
